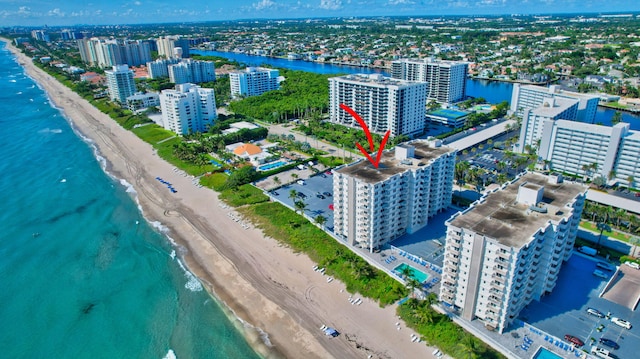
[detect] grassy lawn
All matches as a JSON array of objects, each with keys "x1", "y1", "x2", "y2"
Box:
[
  {"x1": 132, "y1": 124, "x2": 175, "y2": 144},
  {"x1": 219, "y1": 184, "x2": 269, "y2": 207},
  {"x1": 200, "y1": 172, "x2": 228, "y2": 191},
  {"x1": 579, "y1": 221, "x2": 635, "y2": 243}
]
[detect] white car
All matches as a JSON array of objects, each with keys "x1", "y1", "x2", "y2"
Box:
[
  {"x1": 625, "y1": 261, "x2": 640, "y2": 269},
  {"x1": 611, "y1": 317, "x2": 632, "y2": 329}
]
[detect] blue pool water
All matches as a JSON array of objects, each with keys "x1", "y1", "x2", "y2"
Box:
[
  {"x1": 394, "y1": 263, "x2": 429, "y2": 283},
  {"x1": 258, "y1": 160, "x2": 287, "y2": 171},
  {"x1": 532, "y1": 347, "x2": 564, "y2": 359}
]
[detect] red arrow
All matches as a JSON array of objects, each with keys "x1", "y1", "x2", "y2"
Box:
[{"x1": 340, "y1": 104, "x2": 390, "y2": 168}]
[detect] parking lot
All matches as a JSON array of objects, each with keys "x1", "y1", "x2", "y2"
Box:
[
  {"x1": 270, "y1": 170, "x2": 336, "y2": 231},
  {"x1": 517, "y1": 254, "x2": 640, "y2": 359}
]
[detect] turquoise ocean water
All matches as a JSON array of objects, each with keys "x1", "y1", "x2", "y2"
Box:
[{"x1": 0, "y1": 43, "x2": 261, "y2": 358}]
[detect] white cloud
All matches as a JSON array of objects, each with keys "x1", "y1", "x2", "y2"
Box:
[
  {"x1": 388, "y1": 0, "x2": 415, "y2": 5},
  {"x1": 47, "y1": 8, "x2": 65, "y2": 17},
  {"x1": 253, "y1": 0, "x2": 276, "y2": 10},
  {"x1": 476, "y1": 0, "x2": 506, "y2": 6},
  {"x1": 319, "y1": 0, "x2": 342, "y2": 10},
  {"x1": 134, "y1": 1, "x2": 142, "y2": 5}
]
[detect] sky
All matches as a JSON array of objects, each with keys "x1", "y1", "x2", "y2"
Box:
[{"x1": 1, "y1": 0, "x2": 639, "y2": 27}]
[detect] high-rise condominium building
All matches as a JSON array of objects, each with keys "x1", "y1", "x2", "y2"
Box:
[
  {"x1": 440, "y1": 173, "x2": 587, "y2": 333},
  {"x1": 391, "y1": 58, "x2": 468, "y2": 103},
  {"x1": 535, "y1": 121, "x2": 640, "y2": 188},
  {"x1": 328, "y1": 74, "x2": 427, "y2": 137},
  {"x1": 105, "y1": 65, "x2": 136, "y2": 104},
  {"x1": 147, "y1": 58, "x2": 181, "y2": 79},
  {"x1": 516, "y1": 97, "x2": 579, "y2": 153},
  {"x1": 229, "y1": 67, "x2": 280, "y2": 98},
  {"x1": 159, "y1": 83, "x2": 217, "y2": 135},
  {"x1": 510, "y1": 84, "x2": 599, "y2": 123},
  {"x1": 333, "y1": 140, "x2": 456, "y2": 252},
  {"x1": 77, "y1": 38, "x2": 151, "y2": 68},
  {"x1": 156, "y1": 36, "x2": 190, "y2": 59},
  {"x1": 168, "y1": 59, "x2": 216, "y2": 84}
]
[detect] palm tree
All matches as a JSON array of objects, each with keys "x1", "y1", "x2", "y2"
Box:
[
  {"x1": 406, "y1": 278, "x2": 422, "y2": 296},
  {"x1": 294, "y1": 199, "x2": 307, "y2": 214},
  {"x1": 628, "y1": 176, "x2": 635, "y2": 189},
  {"x1": 273, "y1": 176, "x2": 280, "y2": 186},
  {"x1": 289, "y1": 189, "x2": 297, "y2": 202},
  {"x1": 612, "y1": 111, "x2": 622, "y2": 125},
  {"x1": 456, "y1": 336, "x2": 482, "y2": 359},
  {"x1": 314, "y1": 215, "x2": 326, "y2": 228},
  {"x1": 596, "y1": 222, "x2": 612, "y2": 250},
  {"x1": 399, "y1": 266, "x2": 414, "y2": 280}
]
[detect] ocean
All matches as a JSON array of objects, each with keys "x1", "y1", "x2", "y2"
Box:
[{"x1": 0, "y1": 43, "x2": 261, "y2": 358}]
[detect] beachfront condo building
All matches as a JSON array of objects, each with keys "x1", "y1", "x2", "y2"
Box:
[
  {"x1": 147, "y1": 58, "x2": 181, "y2": 79},
  {"x1": 439, "y1": 173, "x2": 587, "y2": 333},
  {"x1": 510, "y1": 84, "x2": 599, "y2": 123},
  {"x1": 533, "y1": 121, "x2": 640, "y2": 188},
  {"x1": 159, "y1": 83, "x2": 217, "y2": 135},
  {"x1": 31, "y1": 30, "x2": 50, "y2": 42},
  {"x1": 391, "y1": 58, "x2": 468, "y2": 104},
  {"x1": 328, "y1": 74, "x2": 427, "y2": 137},
  {"x1": 105, "y1": 65, "x2": 137, "y2": 104},
  {"x1": 156, "y1": 36, "x2": 190, "y2": 59},
  {"x1": 126, "y1": 92, "x2": 160, "y2": 113},
  {"x1": 77, "y1": 38, "x2": 152, "y2": 68},
  {"x1": 333, "y1": 140, "x2": 456, "y2": 252},
  {"x1": 168, "y1": 59, "x2": 216, "y2": 85},
  {"x1": 229, "y1": 67, "x2": 280, "y2": 98},
  {"x1": 516, "y1": 97, "x2": 579, "y2": 153}
]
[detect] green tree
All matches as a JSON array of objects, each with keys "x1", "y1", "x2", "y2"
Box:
[
  {"x1": 294, "y1": 199, "x2": 307, "y2": 214},
  {"x1": 224, "y1": 166, "x2": 258, "y2": 189}
]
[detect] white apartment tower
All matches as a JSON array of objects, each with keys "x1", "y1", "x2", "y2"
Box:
[
  {"x1": 156, "y1": 36, "x2": 190, "y2": 59},
  {"x1": 168, "y1": 59, "x2": 216, "y2": 84},
  {"x1": 159, "y1": 83, "x2": 217, "y2": 135},
  {"x1": 105, "y1": 65, "x2": 137, "y2": 104},
  {"x1": 333, "y1": 140, "x2": 456, "y2": 252},
  {"x1": 328, "y1": 74, "x2": 427, "y2": 137},
  {"x1": 510, "y1": 84, "x2": 599, "y2": 123},
  {"x1": 440, "y1": 173, "x2": 587, "y2": 333},
  {"x1": 391, "y1": 58, "x2": 468, "y2": 103},
  {"x1": 229, "y1": 67, "x2": 280, "y2": 97},
  {"x1": 535, "y1": 121, "x2": 640, "y2": 188},
  {"x1": 517, "y1": 97, "x2": 579, "y2": 153},
  {"x1": 147, "y1": 58, "x2": 181, "y2": 79}
]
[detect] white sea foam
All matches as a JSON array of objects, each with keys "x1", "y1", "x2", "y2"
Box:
[
  {"x1": 170, "y1": 250, "x2": 176, "y2": 260},
  {"x1": 119, "y1": 178, "x2": 137, "y2": 194},
  {"x1": 60, "y1": 179, "x2": 66, "y2": 183},
  {"x1": 16, "y1": 91, "x2": 22, "y2": 95},
  {"x1": 176, "y1": 258, "x2": 203, "y2": 292},
  {"x1": 38, "y1": 128, "x2": 62, "y2": 134},
  {"x1": 9, "y1": 79, "x2": 16, "y2": 82},
  {"x1": 162, "y1": 349, "x2": 176, "y2": 359}
]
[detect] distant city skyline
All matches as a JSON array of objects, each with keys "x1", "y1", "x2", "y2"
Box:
[{"x1": 1, "y1": 1, "x2": 639, "y2": 27}]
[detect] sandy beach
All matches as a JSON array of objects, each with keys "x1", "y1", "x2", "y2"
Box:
[{"x1": 3, "y1": 39, "x2": 437, "y2": 359}]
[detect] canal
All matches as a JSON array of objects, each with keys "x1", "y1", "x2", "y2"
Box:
[{"x1": 193, "y1": 50, "x2": 640, "y2": 129}]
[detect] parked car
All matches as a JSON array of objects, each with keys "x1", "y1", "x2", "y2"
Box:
[
  {"x1": 316, "y1": 193, "x2": 325, "y2": 199},
  {"x1": 593, "y1": 269, "x2": 609, "y2": 279},
  {"x1": 591, "y1": 346, "x2": 614, "y2": 359},
  {"x1": 624, "y1": 261, "x2": 640, "y2": 269},
  {"x1": 323, "y1": 191, "x2": 332, "y2": 197},
  {"x1": 297, "y1": 180, "x2": 305, "y2": 185},
  {"x1": 564, "y1": 334, "x2": 584, "y2": 347},
  {"x1": 611, "y1": 317, "x2": 632, "y2": 329},
  {"x1": 599, "y1": 338, "x2": 620, "y2": 350},
  {"x1": 586, "y1": 308, "x2": 605, "y2": 318},
  {"x1": 596, "y1": 261, "x2": 615, "y2": 271}
]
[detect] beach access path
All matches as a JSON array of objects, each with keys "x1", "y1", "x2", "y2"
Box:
[{"x1": 3, "y1": 40, "x2": 438, "y2": 359}]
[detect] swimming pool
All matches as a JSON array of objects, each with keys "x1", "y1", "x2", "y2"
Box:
[
  {"x1": 532, "y1": 347, "x2": 563, "y2": 359},
  {"x1": 394, "y1": 263, "x2": 429, "y2": 283},
  {"x1": 258, "y1": 160, "x2": 287, "y2": 171}
]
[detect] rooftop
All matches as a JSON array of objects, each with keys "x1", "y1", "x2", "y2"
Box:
[
  {"x1": 448, "y1": 172, "x2": 587, "y2": 248},
  {"x1": 427, "y1": 108, "x2": 470, "y2": 119},
  {"x1": 531, "y1": 97, "x2": 578, "y2": 118},
  {"x1": 336, "y1": 140, "x2": 455, "y2": 184},
  {"x1": 330, "y1": 73, "x2": 417, "y2": 88}
]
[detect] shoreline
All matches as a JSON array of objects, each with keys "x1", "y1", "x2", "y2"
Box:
[{"x1": 3, "y1": 39, "x2": 438, "y2": 359}]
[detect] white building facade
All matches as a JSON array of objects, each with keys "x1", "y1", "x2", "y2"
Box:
[
  {"x1": 229, "y1": 67, "x2": 280, "y2": 97},
  {"x1": 105, "y1": 65, "x2": 137, "y2": 104},
  {"x1": 159, "y1": 83, "x2": 217, "y2": 135},
  {"x1": 391, "y1": 58, "x2": 468, "y2": 103},
  {"x1": 510, "y1": 84, "x2": 599, "y2": 123},
  {"x1": 333, "y1": 140, "x2": 456, "y2": 252},
  {"x1": 516, "y1": 97, "x2": 579, "y2": 153},
  {"x1": 126, "y1": 92, "x2": 160, "y2": 113},
  {"x1": 328, "y1": 74, "x2": 427, "y2": 137},
  {"x1": 439, "y1": 173, "x2": 587, "y2": 333},
  {"x1": 168, "y1": 59, "x2": 216, "y2": 84},
  {"x1": 147, "y1": 58, "x2": 180, "y2": 79}
]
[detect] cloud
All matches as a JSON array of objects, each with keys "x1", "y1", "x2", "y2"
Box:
[
  {"x1": 388, "y1": 0, "x2": 415, "y2": 5},
  {"x1": 319, "y1": 0, "x2": 342, "y2": 10},
  {"x1": 476, "y1": 0, "x2": 506, "y2": 6},
  {"x1": 134, "y1": 1, "x2": 142, "y2": 5},
  {"x1": 47, "y1": 8, "x2": 65, "y2": 17},
  {"x1": 253, "y1": 0, "x2": 277, "y2": 10}
]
